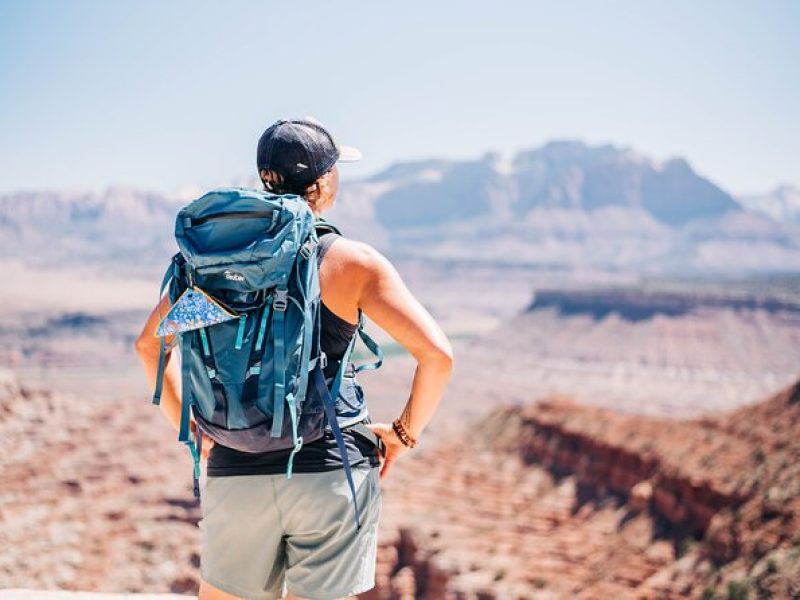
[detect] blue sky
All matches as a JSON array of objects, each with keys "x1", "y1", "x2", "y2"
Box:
[{"x1": 0, "y1": 0, "x2": 797, "y2": 195}]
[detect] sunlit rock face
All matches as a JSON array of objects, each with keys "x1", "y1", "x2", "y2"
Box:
[
  {"x1": 331, "y1": 141, "x2": 800, "y2": 273},
  {"x1": 4, "y1": 142, "x2": 800, "y2": 274},
  {"x1": 368, "y1": 380, "x2": 800, "y2": 599}
]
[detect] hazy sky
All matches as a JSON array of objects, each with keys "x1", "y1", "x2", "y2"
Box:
[{"x1": 1, "y1": 0, "x2": 797, "y2": 195}]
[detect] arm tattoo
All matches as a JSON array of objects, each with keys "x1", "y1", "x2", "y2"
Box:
[{"x1": 400, "y1": 395, "x2": 413, "y2": 430}]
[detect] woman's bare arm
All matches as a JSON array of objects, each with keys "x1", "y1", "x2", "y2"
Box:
[
  {"x1": 134, "y1": 296, "x2": 184, "y2": 435},
  {"x1": 349, "y1": 242, "x2": 454, "y2": 478},
  {"x1": 135, "y1": 296, "x2": 214, "y2": 458}
]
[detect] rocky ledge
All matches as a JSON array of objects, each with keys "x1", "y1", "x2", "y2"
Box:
[
  {"x1": 370, "y1": 380, "x2": 800, "y2": 598},
  {"x1": 4, "y1": 370, "x2": 800, "y2": 598}
]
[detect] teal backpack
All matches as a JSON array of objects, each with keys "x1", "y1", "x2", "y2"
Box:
[{"x1": 151, "y1": 188, "x2": 383, "y2": 528}]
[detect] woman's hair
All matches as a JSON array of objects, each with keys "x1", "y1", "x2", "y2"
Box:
[{"x1": 260, "y1": 169, "x2": 331, "y2": 213}]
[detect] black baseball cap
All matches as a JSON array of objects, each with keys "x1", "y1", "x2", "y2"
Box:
[{"x1": 256, "y1": 117, "x2": 361, "y2": 192}]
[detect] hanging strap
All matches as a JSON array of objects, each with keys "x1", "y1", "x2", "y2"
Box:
[
  {"x1": 311, "y1": 363, "x2": 362, "y2": 530},
  {"x1": 285, "y1": 392, "x2": 301, "y2": 478},
  {"x1": 152, "y1": 338, "x2": 169, "y2": 406},
  {"x1": 193, "y1": 428, "x2": 203, "y2": 498},
  {"x1": 152, "y1": 260, "x2": 177, "y2": 405},
  {"x1": 306, "y1": 313, "x2": 378, "y2": 529},
  {"x1": 353, "y1": 312, "x2": 383, "y2": 373},
  {"x1": 330, "y1": 323, "x2": 359, "y2": 402},
  {"x1": 326, "y1": 311, "x2": 383, "y2": 394},
  {"x1": 179, "y1": 331, "x2": 201, "y2": 497}
]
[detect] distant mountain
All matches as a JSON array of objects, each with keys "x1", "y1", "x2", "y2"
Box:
[
  {"x1": 1, "y1": 142, "x2": 799, "y2": 274},
  {"x1": 335, "y1": 141, "x2": 740, "y2": 228},
  {"x1": 328, "y1": 141, "x2": 800, "y2": 273},
  {"x1": 739, "y1": 184, "x2": 800, "y2": 223},
  {"x1": 0, "y1": 187, "x2": 182, "y2": 268}
]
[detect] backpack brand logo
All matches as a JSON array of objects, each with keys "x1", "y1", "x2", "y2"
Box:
[{"x1": 224, "y1": 270, "x2": 245, "y2": 282}]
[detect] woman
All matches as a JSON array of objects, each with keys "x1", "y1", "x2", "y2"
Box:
[{"x1": 135, "y1": 117, "x2": 454, "y2": 600}]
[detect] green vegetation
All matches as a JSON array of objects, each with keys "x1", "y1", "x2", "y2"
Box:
[
  {"x1": 677, "y1": 537, "x2": 698, "y2": 558},
  {"x1": 765, "y1": 558, "x2": 778, "y2": 574},
  {"x1": 726, "y1": 579, "x2": 750, "y2": 600}
]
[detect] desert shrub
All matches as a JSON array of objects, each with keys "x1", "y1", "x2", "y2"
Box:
[
  {"x1": 765, "y1": 558, "x2": 778, "y2": 574},
  {"x1": 726, "y1": 579, "x2": 750, "y2": 600}
]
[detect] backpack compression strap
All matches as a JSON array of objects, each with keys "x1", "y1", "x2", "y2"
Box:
[{"x1": 285, "y1": 235, "x2": 322, "y2": 477}]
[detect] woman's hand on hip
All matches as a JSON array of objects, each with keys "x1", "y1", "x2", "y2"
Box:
[{"x1": 365, "y1": 422, "x2": 410, "y2": 480}]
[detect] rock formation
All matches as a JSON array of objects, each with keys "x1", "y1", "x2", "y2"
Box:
[
  {"x1": 370, "y1": 381, "x2": 800, "y2": 598},
  {"x1": 4, "y1": 369, "x2": 800, "y2": 598}
]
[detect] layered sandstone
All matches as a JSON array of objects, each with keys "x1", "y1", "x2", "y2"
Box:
[
  {"x1": 370, "y1": 381, "x2": 800, "y2": 598},
  {"x1": 4, "y1": 370, "x2": 800, "y2": 598}
]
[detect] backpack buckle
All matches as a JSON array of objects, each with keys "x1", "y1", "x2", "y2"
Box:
[
  {"x1": 273, "y1": 288, "x2": 289, "y2": 311},
  {"x1": 319, "y1": 351, "x2": 328, "y2": 369},
  {"x1": 299, "y1": 239, "x2": 317, "y2": 259}
]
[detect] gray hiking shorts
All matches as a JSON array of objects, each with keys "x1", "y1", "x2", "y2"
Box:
[{"x1": 199, "y1": 465, "x2": 382, "y2": 600}]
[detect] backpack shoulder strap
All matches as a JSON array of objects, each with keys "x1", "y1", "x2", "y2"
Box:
[{"x1": 315, "y1": 217, "x2": 343, "y2": 237}]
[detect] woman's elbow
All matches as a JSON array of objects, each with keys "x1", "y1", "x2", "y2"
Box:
[
  {"x1": 421, "y1": 340, "x2": 454, "y2": 372},
  {"x1": 134, "y1": 332, "x2": 158, "y2": 357}
]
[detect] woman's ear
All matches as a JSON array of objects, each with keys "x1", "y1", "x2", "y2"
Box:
[{"x1": 259, "y1": 169, "x2": 270, "y2": 189}]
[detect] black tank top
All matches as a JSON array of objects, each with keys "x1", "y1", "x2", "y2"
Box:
[
  {"x1": 317, "y1": 232, "x2": 358, "y2": 379},
  {"x1": 206, "y1": 231, "x2": 380, "y2": 476}
]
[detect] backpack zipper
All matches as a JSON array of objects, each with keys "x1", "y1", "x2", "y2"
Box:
[{"x1": 189, "y1": 210, "x2": 274, "y2": 227}]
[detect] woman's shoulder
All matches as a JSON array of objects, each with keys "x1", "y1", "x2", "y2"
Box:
[
  {"x1": 318, "y1": 233, "x2": 403, "y2": 320},
  {"x1": 321, "y1": 235, "x2": 391, "y2": 278}
]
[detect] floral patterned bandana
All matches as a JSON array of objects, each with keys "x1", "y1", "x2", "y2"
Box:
[{"x1": 155, "y1": 286, "x2": 238, "y2": 338}]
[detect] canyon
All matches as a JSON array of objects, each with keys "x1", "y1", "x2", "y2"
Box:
[
  {"x1": 3, "y1": 368, "x2": 799, "y2": 598},
  {"x1": 3, "y1": 141, "x2": 800, "y2": 598},
  {"x1": 368, "y1": 379, "x2": 800, "y2": 598}
]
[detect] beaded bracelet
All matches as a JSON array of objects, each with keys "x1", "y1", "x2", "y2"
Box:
[{"x1": 392, "y1": 418, "x2": 417, "y2": 448}]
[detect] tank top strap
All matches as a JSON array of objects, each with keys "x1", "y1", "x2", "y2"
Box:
[
  {"x1": 316, "y1": 229, "x2": 357, "y2": 379},
  {"x1": 317, "y1": 230, "x2": 341, "y2": 267}
]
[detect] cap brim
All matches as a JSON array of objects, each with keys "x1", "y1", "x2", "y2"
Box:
[{"x1": 337, "y1": 144, "x2": 362, "y2": 162}]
